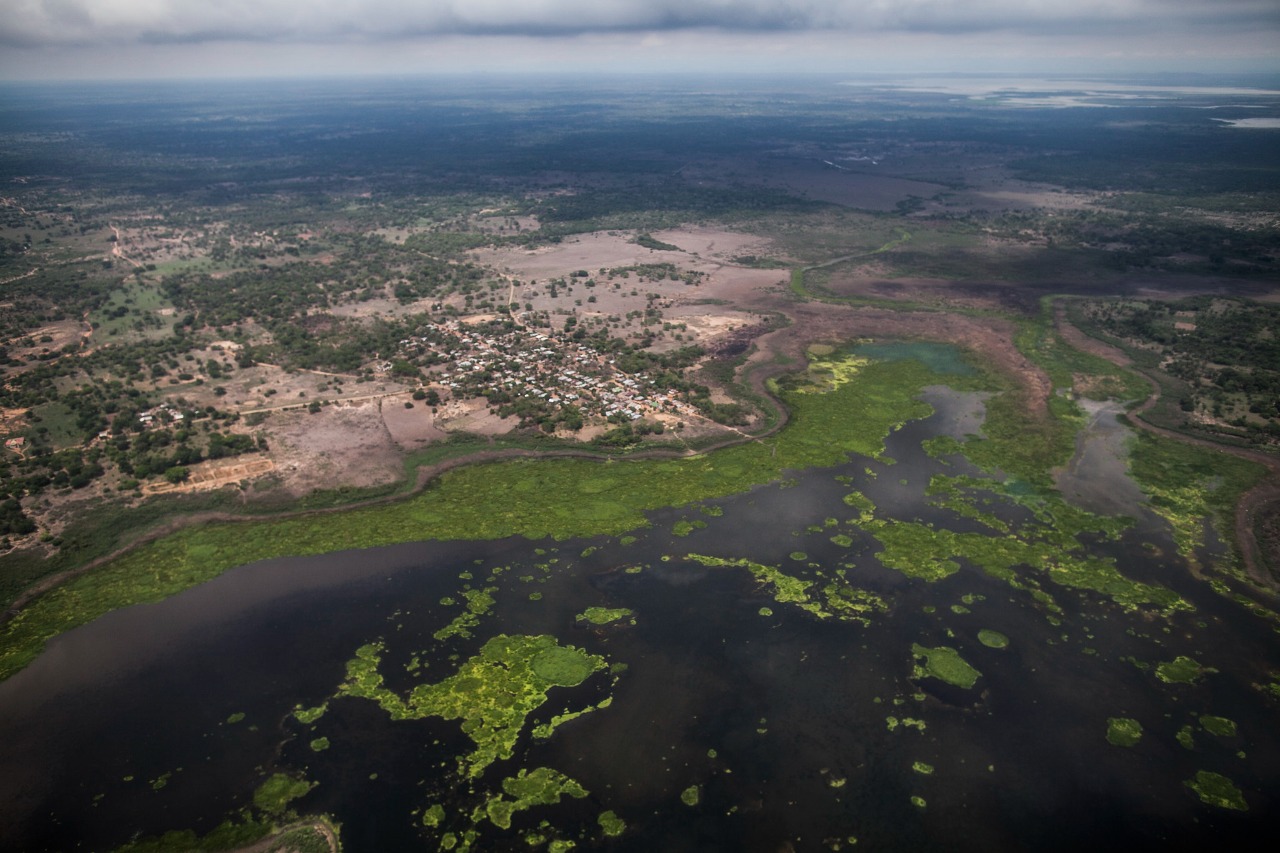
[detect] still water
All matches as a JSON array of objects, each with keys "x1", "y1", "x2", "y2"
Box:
[{"x1": 1, "y1": 390, "x2": 1276, "y2": 852}]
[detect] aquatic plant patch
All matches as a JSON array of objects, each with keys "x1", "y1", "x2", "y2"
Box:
[
  {"x1": 911, "y1": 644, "x2": 982, "y2": 689},
  {"x1": 339, "y1": 634, "x2": 607, "y2": 778},
  {"x1": 1106, "y1": 717, "x2": 1143, "y2": 747}
]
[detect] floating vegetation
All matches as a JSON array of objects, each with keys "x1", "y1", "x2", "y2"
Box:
[
  {"x1": 339, "y1": 634, "x2": 607, "y2": 777},
  {"x1": 309, "y1": 737, "x2": 330, "y2": 752},
  {"x1": 680, "y1": 785, "x2": 701, "y2": 806},
  {"x1": 1128, "y1": 432, "x2": 1264, "y2": 569},
  {"x1": 911, "y1": 796, "x2": 927, "y2": 809},
  {"x1": 1177, "y1": 725, "x2": 1196, "y2": 750},
  {"x1": 597, "y1": 810, "x2": 626, "y2": 837},
  {"x1": 1105, "y1": 718, "x2": 1143, "y2": 747},
  {"x1": 886, "y1": 716, "x2": 927, "y2": 733},
  {"x1": 672, "y1": 519, "x2": 706, "y2": 537},
  {"x1": 225, "y1": 712, "x2": 245, "y2": 725},
  {"x1": 977, "y1": 629, "x2": 1009, "y2": 649},
  {"x1": 865, "y1": 513, "x2": 1187, "y2": 616},
  {"x1": 433, "y1": 587, "x2": 497, "y2": 642},
  {"x1": 575, "y1": 606, "x2": 634, "y2": 626},
  {"x1": 912, "y1": 762, "x2": 935, "y2": 775},
  {"x1": 793, "y1": 352, "x2": 871, "y2": 393},
  {"x1": 1253, "y1": 676, "x2": 1280, "y2": 700},
  {"x1": 474, "y1": 767, "x2": 587, "y2": 830},
  {"x1": 1200, "y1": 715, "x2": 1237, "y2": 737},
  {"x1": 685, "y1": 554, "x2": 887, "y2": 625},
  {"x1": 923, "y1": 436, "x2": 965, "y2": 459},
  {"x1": 911, "y1": 644, "x2": 982, "y2": 689},
  {"x1": 252, "y1": 773, "x2": 316, "y2": 816},
  {"x1": 1184, "y1": 770, "x2": 1248, "y2": 811},
  {"x1": 1156, "y1": 656, "x2": 1214, "y2": 685},
  {"x1": 925, "y1": 475, "x2": 1010, "y2": 533},
  {"x1": 531, "y1": 697, "x2": 613, "y2": 740},
  {"x1": 292, "y1": 703, "x2": 328, "y2": 725}
]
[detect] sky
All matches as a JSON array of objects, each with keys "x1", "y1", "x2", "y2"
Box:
[{"x1": 1, "y1": 0, "x2": 1278, "y2": 81}]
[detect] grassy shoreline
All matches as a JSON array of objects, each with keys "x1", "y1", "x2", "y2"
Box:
[
  {"x1": 0, "y1": 355, "x2": 938, "y2": 682},
  {"x1": 2, "y1": 318, "x2": 1269, "y2": 682}
]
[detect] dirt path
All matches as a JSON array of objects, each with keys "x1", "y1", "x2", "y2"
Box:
[
  {"x1": 0, "y1": 268, "x2": 39, "y2": 286},
  {"x1": 1054, "y1": 300, "x2": 1279, "y2": 589},
  {"x1": 109, "y1": 225, "x2": 146, "y2": 270},
  {"x1": 506, "y1": 276, "x2": 524, "y2": 327}
]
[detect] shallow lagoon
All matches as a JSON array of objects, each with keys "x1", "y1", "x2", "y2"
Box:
[{"x1": 0, "y1": 355, "x2": 1277, "y2": 852}]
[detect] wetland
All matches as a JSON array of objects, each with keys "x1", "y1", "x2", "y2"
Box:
[
  {"x1": 2, "y1": 73, "x2": 1279, "y2": 853},
  {"x1": 1, "y1": 346, "x2": 1277, "y2": 852}
]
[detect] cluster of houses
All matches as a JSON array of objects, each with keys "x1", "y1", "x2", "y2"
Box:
[
  {"x1": 399, "y1": 322, "x2": 700, "y2": 424},
  {"x1": 137, "y1": 403, "x2": 185, "y2": 428}
]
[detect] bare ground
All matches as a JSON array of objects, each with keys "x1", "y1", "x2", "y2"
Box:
[
  {"x1": 143, "y1": 456, "x2": 276, "y2": 496},
  {"x1": 265, "y1": 401, "x2": 404, "y2": 496}
]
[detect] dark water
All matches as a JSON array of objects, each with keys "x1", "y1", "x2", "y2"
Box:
[{"x1": 1, "y1": 393, "x2": 1278, "y2": 852}]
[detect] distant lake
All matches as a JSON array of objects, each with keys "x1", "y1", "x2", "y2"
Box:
[{"x1": 1, "y1": 385, "x2": 1276, "y2": 852}]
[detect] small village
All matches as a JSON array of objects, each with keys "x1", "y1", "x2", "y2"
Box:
[{"x1": 400, "y1": 320, "x2": 703, "y2": 427}]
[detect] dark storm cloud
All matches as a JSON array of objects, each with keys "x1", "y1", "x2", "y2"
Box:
[{"x1": 3, "y1": 0, "x2": 1277, "y2": 47}]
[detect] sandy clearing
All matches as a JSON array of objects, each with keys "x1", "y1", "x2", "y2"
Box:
[
  {"x1": 381, "y1": 396, "x2": 450, "y2": 448},
  {"x1": 697, "y1": 265, "x2": 789, "y2": 303},
  {"x1": 433, "y1": 397, "x2": 512, "y2": 435},
  {"x1": 264, "y1": 400, "x2": 403, "y2": 494},
  {"x1": 646, "y1": 226, "x2": 773, "y2": 260},
  {"x1": 473, "y1": 231, "x2": 692, "y2": 280}
]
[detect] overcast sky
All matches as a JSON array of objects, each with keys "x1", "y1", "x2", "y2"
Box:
[{"x1": 2, "y1": 0, "x2": 1278, "y2": 81}]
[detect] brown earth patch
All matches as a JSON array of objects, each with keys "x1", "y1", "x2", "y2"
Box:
[
  {"x1": 263, "y1": 401, "x2": 403, "y2": 496},
  {"x1": 143, "y1": 455, "x2": 276, "y2": 495},
  {"x1": 381, "y1": 396, "x2": 450, "y2": 449}
]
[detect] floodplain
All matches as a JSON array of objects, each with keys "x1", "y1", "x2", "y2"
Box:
[{"x1": 1, "y1": 73, "x2": 1278, "y2": 852}]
